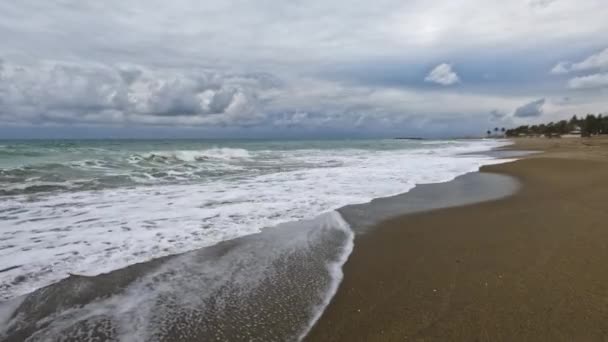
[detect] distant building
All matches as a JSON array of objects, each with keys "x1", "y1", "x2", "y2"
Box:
[{"x1": 562, "y1": 125, "x2": 581, "y2": 138}]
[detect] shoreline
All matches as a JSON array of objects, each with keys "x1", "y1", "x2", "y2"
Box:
[
  {"x1": 0, "y1": 140, "x2": 515, "y2": 341},
  {"x1": 0, "y1": 139, "x2": 506, "y2": 302},
  {"x1": 306, "y1": 137, "x2": 608, "y2": 341},
  {"x1": 339, "y1": 171, "x2": 519, "y2": 234}
]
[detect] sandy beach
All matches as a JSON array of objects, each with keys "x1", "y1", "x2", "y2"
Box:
[{"x1": 307, "y1": 137, "x2": 608, "y2": 341}]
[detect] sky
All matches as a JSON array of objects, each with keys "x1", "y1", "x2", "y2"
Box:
[{"x1": 1, "y1": 0, "x2": 607, "y2": 139}]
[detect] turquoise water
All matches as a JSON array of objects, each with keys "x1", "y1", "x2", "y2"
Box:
[{"x1": 0, "y1": 139, "x2": 431, "y2": 196}]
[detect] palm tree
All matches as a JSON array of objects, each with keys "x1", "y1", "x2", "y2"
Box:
[
  {"x1": 501, "y1": 127, "x2": 506, "y2": 132},
  {"x1": 486, "y1": 130, "x2": 491, "y2": 136},
  {"x1": 494, "y1": 127, "x2": 499, "y2": 132}
]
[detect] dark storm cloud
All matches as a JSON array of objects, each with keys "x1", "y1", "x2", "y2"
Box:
[{"x1": 514, "y1": 98, "x2": 546, "y2": 117}]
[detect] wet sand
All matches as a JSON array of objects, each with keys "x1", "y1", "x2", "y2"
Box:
[
  {"x1": 307, "y1": 137, "x2": 608, "y2": 341},
  {"x1": 1, "y1": 213, "x2": 353, "y2": 341}
]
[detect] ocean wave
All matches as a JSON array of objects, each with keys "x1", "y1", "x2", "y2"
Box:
[
  {"x1": 0, "y1": 182, "x2": 72, "y2": 196},
  {"x1": 0, "y1": 147, "x2": 256, "y2": 196},
  {"x1": 0, "y1": 149, "x2": 45, "y2": 158},
  {"x1": 134, "y1": 147, "x2": 252, "y2": 163}
]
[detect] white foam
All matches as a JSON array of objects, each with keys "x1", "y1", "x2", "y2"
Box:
[
  {"x1": 138, "y1": 147, "x2": 251, "y2": 163},
  {"x1": 297, "y1": 211, "x2": 354, "y2": 341},
  {"x1": 0, "y1": 139, "x2": 512, "y2": 300},
  {"x1": 0, "y1": 211, "x2": 355, "y2": 341}
]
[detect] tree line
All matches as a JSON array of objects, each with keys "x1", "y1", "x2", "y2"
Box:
[
  {"x1": 504, "y1": 114, "x2": 608, "y2": 138},
  {"x1": 486, "y1": 127, "x2": 506, "y2": 136}
]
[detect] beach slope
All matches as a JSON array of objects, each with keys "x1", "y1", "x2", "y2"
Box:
[{"x1": 307, "y1": 138, "x2": 608, "y2": 341}]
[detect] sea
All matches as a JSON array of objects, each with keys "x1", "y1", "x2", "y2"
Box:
[{"x1": 0, "y1": 138, "x2": 512, "y2": 341}]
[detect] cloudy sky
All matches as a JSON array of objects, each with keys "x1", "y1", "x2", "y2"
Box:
[{"x1": 1, "y1": 0, "x2": 607, "y2": 138}]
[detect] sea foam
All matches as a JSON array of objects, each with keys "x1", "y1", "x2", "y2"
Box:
[
  {"x1": 1, "y1": 211, "x2": 355, "y2": 341},
  {"x1": 0, "y1": 139, "x2": 511, "y2": 301}
]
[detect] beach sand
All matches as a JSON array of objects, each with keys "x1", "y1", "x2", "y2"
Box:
[{"x1": 307, "y1": 137, "x2": 608, "y2": 341}]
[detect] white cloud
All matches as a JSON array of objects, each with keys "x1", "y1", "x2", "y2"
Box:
[
  {"x1": 424, "y1": 63, "x2": 460, "y2": 85},
  {"x1": 572, "y1": 47, "x2": 608, "y2": 72},
  {"x1": 552, "y1": 48, "x2": 608, "y2": 91},
  {"x1": 0, "y1": 59, "x2": 527, "y2": 131},
  {"x1": 551, "y1": 47, "x2": 608, "y2": 74},
  {"x1": 0, "y1": 61, "x2": 271, "y2": 126},
  {"x1": 2, "y1": 1, "x2": 608, "y2": 69},
  {"x1": 550, "y1": 62, "x2": 570, "y2": 74},
  {"x1": 568, "y1": 73, "x2": 608, "y2": 89}
]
